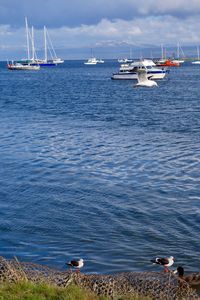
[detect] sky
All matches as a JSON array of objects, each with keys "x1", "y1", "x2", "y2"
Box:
[{"x1": 1, "y1": 0, "x2": 200, "y2": 60}]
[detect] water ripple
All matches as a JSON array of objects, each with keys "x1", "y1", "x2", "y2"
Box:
[{"x1": 0, "y1": 61, "x2": 200, "y2": 273}]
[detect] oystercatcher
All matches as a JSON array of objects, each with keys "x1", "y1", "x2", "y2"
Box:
[
  {"x1": 151, "y1": 256, "x2": 174, "y2": 272},
  {"x1": 66, "y1": 258, "x2": 84, "y2": 272}
]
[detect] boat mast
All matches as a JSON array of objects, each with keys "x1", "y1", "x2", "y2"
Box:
[
  {"x1": 46, "y1": 28, "x2": 57, "y2": 59},
  {"x1": 31, "y1": 26, "x2": 35, "y2": 61},
  {"x1": 129, "y1": 47, "x2": 132, "y2": 60},
  {"x1": 197, "y1": 46, "x2": 200, "y2": 60},
  {"x1": 44, "y1": 26, "x2": 47, "y2": 62},
  {"x1": 161, "y1": 43, "x2": 164, "y2": 60},
  {"x1": 177, "y1": 42, "x2": 181, "y2": 60},
  {"x1": 25, "y1": 17, "x2": 30, "y2": 61},
  {"x1": 91, "y1": 48, "x2": 94, "y2": 58}
]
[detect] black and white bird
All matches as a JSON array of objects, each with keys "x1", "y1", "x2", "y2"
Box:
[
  {"x1": 66, "y1": 258, "x2": 84, "y2": 272},
  {"x1": 151, "y1": 256, "x2": 175, "y2": 272}
]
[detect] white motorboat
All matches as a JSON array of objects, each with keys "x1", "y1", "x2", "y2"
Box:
[
  {"x1": 171, "y1": 59, "x2": 184, "y2": 64},
  {"x1": 84, "y1": 47, "x2": 104, "y2": 65},
  {"x1": 191, "y1": 61, "x2": 200, "y2": 65},
  {"x1": 97, "y1": 59, "x2": 104, "y2": 63},
  {"x1": 84, "y1": 57, "x2": 104, "y2": 65},
  {"x1": 53, "y1": 58, "x2": 64, "y2": 64},
  {"x1": 84, "y1": 57, "x2": 98, "y2": 65},
  {"x1": 118, "y1": 58, "x2": 133, "y2": 63},
  {"x1": 112, "y1": 59, "x2": 167, "y2": 80}
]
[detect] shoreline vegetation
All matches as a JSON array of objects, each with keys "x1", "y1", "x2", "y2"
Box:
[
  {"x1": 0, "y1": 256, "x2": 199, "y2": 299},
  {"x1": 0, "y1": 257, "x2": 200, "y2": 300},
  {"x1": 0, "y1": 281, "x2": 151, "y2": 300}
]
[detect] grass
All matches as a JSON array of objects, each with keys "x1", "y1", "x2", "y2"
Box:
[
  {"x1": 0, "y1": 282, "x2": 105, "y2": 300},
  {"x1": 0, "y1": 281, "x2": 152, "y2": 300}
]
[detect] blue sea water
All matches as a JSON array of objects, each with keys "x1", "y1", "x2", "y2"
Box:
[{"x1": 0, "y1": 60, "x2": 200, "y2": 274}]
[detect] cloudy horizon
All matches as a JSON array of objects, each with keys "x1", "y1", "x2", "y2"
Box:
[{"x1": 1, "y1": 0, "x2": 200, "y2": 60}]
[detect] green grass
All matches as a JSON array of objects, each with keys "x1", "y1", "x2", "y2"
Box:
[
  {"x1": 0, "y1": 282, "x2": 103, "y2": 300},
  {"x1": 0, "y1": 281, "x2": 151, "y2": 300}
]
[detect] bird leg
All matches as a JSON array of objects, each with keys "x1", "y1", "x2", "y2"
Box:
[{"x1": 164, "y1": 267, "x2": 169, "y2": 273}]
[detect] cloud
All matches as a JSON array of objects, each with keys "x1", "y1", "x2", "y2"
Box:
[
  {"x1": 1, "y1": 0, "x2": 200, "y2": 29},
  {"x1": 1, "y1": 14, "x2": 200, "y2": 53},
  {"x1": 42, "y1": 15, "x2": 200, "y2": 48},
  {"x1": 1, "y1": 1, "x2": 200, "y2": 59}
]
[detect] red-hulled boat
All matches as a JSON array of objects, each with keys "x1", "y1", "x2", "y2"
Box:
[{"x1": 156, "y1": 59, "x2": 180, "y2": 67}]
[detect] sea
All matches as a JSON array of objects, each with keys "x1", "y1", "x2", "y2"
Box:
[{"x1": 0, "y1": 60, "x2": 200, "y2": 274}]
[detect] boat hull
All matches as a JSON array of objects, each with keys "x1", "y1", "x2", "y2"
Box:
[
  {"x1": 8, "y1": 65, "x2": 40, "y2": 70},
  {"x1": 111, "y1": 71, "x2": 166, "y2": 80},
  {"x1": 191, "y1": 61, "x2": 200, "y2": 64},
  {"x1": 84, "y1": 62, "x2": 97, "y2": 65},
  {"x1": 31, "y1": 62, "x2": 56, "y2": 66},
  {"x1": 156, "y1": 60, "x2": 180, "y2": 67}
]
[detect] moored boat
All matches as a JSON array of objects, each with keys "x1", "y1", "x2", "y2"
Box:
[
  {"x1": 118, "y1": 58, "x2": 133, "y2": 63},
  {"x1": 97, "y1": 59, "x2": 104, "y2": 63},
  {"x1": 111, "y1": 59, "x2": 167, "y2": 80},
  {"x1": 191, "y1": 46, "x2": 200, "y2": 64},
  {"x1": 171, "y1": 42, "x2": 185, "y2": 64},
  {"x1": 84, "y1": 57, "x2": 98, "y2": 65},
  {"x1": 52, "y1": 58, "x2": 64, "y2": 64},
  {"x1": 171, "y1": 59, "x2": 184, "y2": 64},
  {"x1": 155, "y1": 59, "x2": 180, "y2": 67},
  {"x1": 7, "y1": 62, "x2": 40, "y2": 70}
]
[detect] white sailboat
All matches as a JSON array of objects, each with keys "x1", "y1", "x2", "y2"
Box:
[
  {"x1": 191, "y1": 46, "x2": 200, "y2": 64},
  {"x1": 33, "y1": 26, "x2": 57, "y2": 66},
  {"x1": 29, "y1": 25, "x2": 64, "y2": 66},
  {"x1": 156, "y1": 43, "x2": 166, "y2": 64},
  {"x1": 46, "y1": 28, "x2": 64, "y2": 64},
  {"x1": 172, "y1": 42, "x2": 185, "y2": 64}
]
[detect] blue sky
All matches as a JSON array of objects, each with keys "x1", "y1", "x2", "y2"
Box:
[{"x1": 1, "y1": 0, "x2": 200, "y2": 60}]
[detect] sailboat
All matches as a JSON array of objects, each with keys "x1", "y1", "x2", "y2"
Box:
[
  {"x1": 28, "y1": 24, "x2": 64, "y2": 66},
  {"x1": 156, "y1": 44, "x2": 180, "y2": 67},
  {"x1": 8, "y1": 18, "x2": 40, "y2": 70},
  {"x1": 172, "y1": 42, "x2": 185, "y2": 64},
  {"x1": 191, "y1": 46, "x2": 200, "y2": 64},
  {"x1": 15, "y1": 17, "x2": 35, "y2": 65},
  {"x1": 30, "y1": 26, "x2": 56, "y2": 66},
  {"x1": 46, "y1": 29, "x2": 64, "y2": 64},
  {"x1": 7, "y1": 61, "x2": 40, "y2": 70}
]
